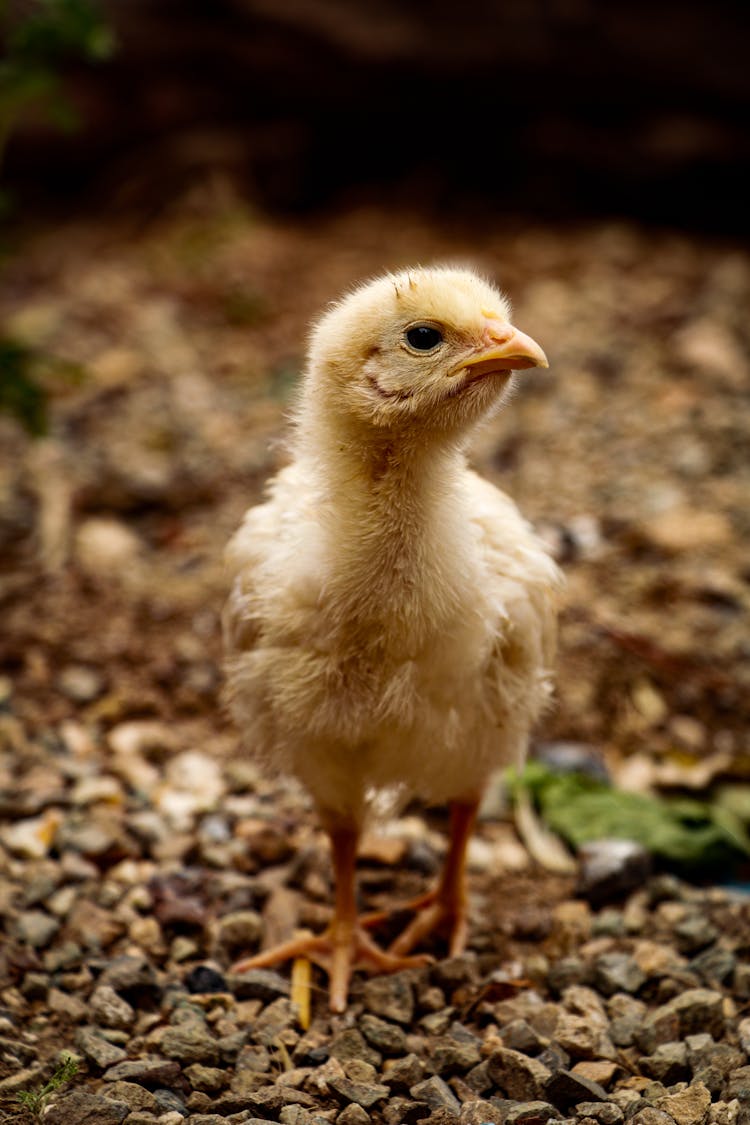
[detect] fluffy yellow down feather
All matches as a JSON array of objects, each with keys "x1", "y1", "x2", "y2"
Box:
[{"x1": 223, "y1": 265, "x2": 563, "y2": 1011}]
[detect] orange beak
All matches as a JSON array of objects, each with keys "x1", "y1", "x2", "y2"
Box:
[{"x1": 456, "y1": 322, "x2": 548, "y2": 379}]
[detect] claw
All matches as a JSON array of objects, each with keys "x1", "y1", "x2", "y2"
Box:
[{"x1": 231, "y1": 923, "x2": 430, "y2": 1013}]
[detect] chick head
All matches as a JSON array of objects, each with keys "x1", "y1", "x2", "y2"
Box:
[{"x1": 306, "y1": 266, "x2": 547, "y2": 437}]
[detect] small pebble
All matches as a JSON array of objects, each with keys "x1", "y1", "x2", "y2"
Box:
[
  {"x1": 363, "y1": 972, "x2": 415, "y2": 1024},
  {"x1": 410, "y1": 1075, "x2": 461, "y2": 1113},
  {"x1": 90, "y1": 985, "x2": 136, "y2": 1029},
  {"x1": 57, "y1": 664, "x2": 105, "y2": 703},
  {"x1": 14, "y1": 909, "x2": 60, "y2": 948},
  {"x1": 576, "y1": 840, "x2": 652, "y2": 905}
]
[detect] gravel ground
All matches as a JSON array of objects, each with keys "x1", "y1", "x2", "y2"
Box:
[{"x1": 0, "y1": 195, "x2": 749, "y2": 1123}]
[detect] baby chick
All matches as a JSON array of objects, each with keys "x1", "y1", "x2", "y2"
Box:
[{"x1": 224, "y1": 266, "x2": 562, "y2": 1011}]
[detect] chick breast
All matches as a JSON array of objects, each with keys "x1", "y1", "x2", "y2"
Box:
[{"x1": 224, "y1": 455, "x2": 561, "y2": 823}]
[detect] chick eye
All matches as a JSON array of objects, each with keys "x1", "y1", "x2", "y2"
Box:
[{"x1": 405, "y1": 325, "x2": 443, "y2": 351}]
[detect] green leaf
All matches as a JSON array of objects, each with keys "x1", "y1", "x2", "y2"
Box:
[{"x1": 508, "y1": 762, "x2": 750, "y2": 873}]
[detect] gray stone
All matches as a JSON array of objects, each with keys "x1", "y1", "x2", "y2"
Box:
[
  {"x1": 431, "y1": 955, "x2": 480, "y2": 991},
  {"x1": 485, "y1": 1099, "x2": 519, "y2": 1123},
  {"x1": 327, "y1": 1075, "x2": 391, "y2": 1109},
  {"x1": 226, "y1": 968, "x2": 290, "y2": 1003},
  {"x1": 184, "y1": 1064, "x2": 227, "y2": 1093},
  {"x1": 686, "y1": 1034, "x2": 716, "y2": 1062},
  {"x1": 695, "y1": 1065, "x2": 725, "y2": 1098},
  {"x1": 419, "y1": 984, "x2": 447, "y2": 1012},
  {"x1": 691, "y1": 947, "x2": 737, "y2": 986},
  {"x1": 162, "y1": 1024, "x2": 221, "y2": 1066},
  {"x1": 706, "y1": 1102, "x2": 742, "y2": 1125},
  {"x1": 329, "y1": 1028, "x2": 382, "y2": 1068},
  {"x1": 250, "y1": 997, "x2": 297, "y2": 1045},
  {"x1": 723, "y1": 1067, "x2": 750, "y2": 1102},
  {"x1": 100, "y1": 955, "x2": 161, "y2": 996},
  {"x1": 15, "y1": 909, "x2": 61, "y2": 948},
  {"x1": 21, "y1": 971, "x2": 50, "y2": 999},
  {"x1": 48, "y1": 988, "x2": 88, "y2": 1022},
  {"x1": 459, "y1": 1101, "x2": 506, "y2": 1125},
  {"x1": 629, "y1": 1112, "x2": 676, "y2": 1125},
  {"x1": 360, "y1": 1012, "x2": 408, "y2": 1054},
  {"x1": 153, "y1": 1088, "x2": 188, "y2": 1116},
  {"x1": 634, "y1": 1006, "x2": 681, "y2": 1055},
  {"x1": 381, "y1": 1096, "x2": 426, "y2": 1124},
  {"x1": 279, "y1": 1111, "x2": 315, "y2": 1125},
  {"x1": 363, "y1": 971, "x2": 415, "y2": 1024},
  {"x1": 431, "y1": 1029, "x2": 482, "y2": 1074},
  {"x1": 0, "y1": 1064, "x2": 45, "y2": 1095},
  {"x1": 44, "y1": 1089, "x2": 130, "y2": 1124},
  {"x1": 235, "y1": 1043, "x2": 271, "y2": 1075},
  {"x1": 410, "y1": 1075, "x2": 461, "y2": 1113},
  {"x1": 338, "y1": 1105, "x2": 372, "y2": 1125},
  {"x1": 501, "y1": 1019, "x2": 547, "y2": 1055},
  {"x1": 575, "y1": 1103, "x2": 624, "y2": 1124},
  {"x1": 691, "y1": 1042, "x2": 744, "y2": 1080},
  {"x1": 420, "y1": 1009, "x2": 454, "y2": 1035},
  {"x1": 545, "y1": 1069, "x2": 608, "y2": 1110},
  {"x1": 505, "y1": 1103, "x2": 559, "y2": 1125},
  {"x1": 106, "y1": 1082, "x2": 159, "y2": 1112},
  {"x1": 103, "y1": 1058, "x2": 183, "y2": 1086},
  {"x1": 609, "y1": 1015, "x2": 641, "y2": 1048},
  {"x1": 44, "y1": 941, "x2": 84, "y2": 972},
  {"x1": 592, "y1": 910, "x2": 626, "y2": 938},
  {"x1": 464, "y1": 1060, "x2": 493, "y2": 1093},
  {"x1": 90, "y1": 984, "x2": 137, "y2": 1029},
  {"x1": 229, "y1": 1069, "x2": 268, "y2": 1098},
  {"x1": 188, "y1": 1117, "x2": 264, "y2": 1125},
  {"x1": 640, "y1": 1041, "x2": 690, "y2": 1084},
  {"x1": 424, "y1": 1110, "x2": 468, "y2": 1125},
  {"x1": 216, "y1": 910, "x2": 263, "y2": 951},
  {"x1": 608, "y1": 993, "x2": 646, "y2": 1022},
  {"x1": 342, "y1": 1058, "x2": 378, "y2": 1084},
  {"x1": 75, "y1": 1026, "x2": 128, "y2": 1068},
  {"x1": 384, "y1": 1053, "x2": 426, "y2": 1089},
  {"x1": 654, "y1": 1083, "x2": 712, "y2": 1125},
  {"x1": 734, "y1": 964, "x2": 750, "y2": 999},
  {"x1": 594, "y1": 953, "x2": 646, "y2": 996},
  {"x1": 537, "y1": 1045, "x2": 572, "y2": 1074},
  {"x1": 560, "y1": 986, "x2": 611, "y2": 1041},
  {"x1": 548, "y1": 958, "x2": 589, "y2": 994},
  {"x1": 232, "y1": 1085, "x2": 317, "y2": 1115},
  {"x1": 57, "y1": 664, "x2": 105, "y2": 702},
  {"x1": 674, "y1": 915, "x2": 719, "y2": 953},
  {"x1": 487, "y1": 1048, "x2": 552, "y2": 1101},
  {"x1": 576, "y1": 840, "x2": 651, "y2": 905},
  {"x1": 217, "y1": 1029, "x2": 247, "y2": 1064},
  {"x1": 654, "y1": 989, "x2": 725, "y2": 1040}
]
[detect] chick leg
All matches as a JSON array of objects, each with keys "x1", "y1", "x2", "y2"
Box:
[
  {"x1": 365, "y1": 797, "x2": 479, "y2": 957},
  {"x1": 232, "y1": 820, "x2": 430, "y2": 1012}
]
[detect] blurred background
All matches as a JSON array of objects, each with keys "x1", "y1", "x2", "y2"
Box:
[
  {"x1": 2, "y1": 0, "x2": 750, "y2": 228},
  {"x1": 1, "y1": 0, "x2": 750, "y2": 980}
]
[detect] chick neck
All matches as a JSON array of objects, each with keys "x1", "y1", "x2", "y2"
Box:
[
  {"x1": 294, "y1": 399, "x2": 477, "y2": 639},
  {"x1": 297, "y1": 398, "x2": 467, "y2": 514}
]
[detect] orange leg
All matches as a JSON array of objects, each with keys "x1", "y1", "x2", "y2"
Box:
[
  {"x1": 363, "y1": 797, "x2": 480, "y2": 957},
  {"x1": 231, "y1": 821, "x2": 430, "y2": 1012}
]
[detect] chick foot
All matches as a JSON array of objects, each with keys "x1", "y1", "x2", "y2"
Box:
[
  {"x1": 232, "y1": 819, "x2": 432, "y2": 1012},
  {"x1": 232, "y1": 923, "x2": 430, "y2": 1013},
  {"x1": 363, "y1": 796, "x2": 479, "y2": 957},
  {"x1": 362, "y1": 886, "x2": 469, "y2": 956}
]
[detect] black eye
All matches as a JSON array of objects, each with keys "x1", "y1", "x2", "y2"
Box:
[{"x1": 406, "y1": 325, "x2": 443, "y2": 351}]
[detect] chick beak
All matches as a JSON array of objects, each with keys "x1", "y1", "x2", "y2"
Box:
[{"x1": 458, "y1": 322, "x2": 549, "y2": 380}]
